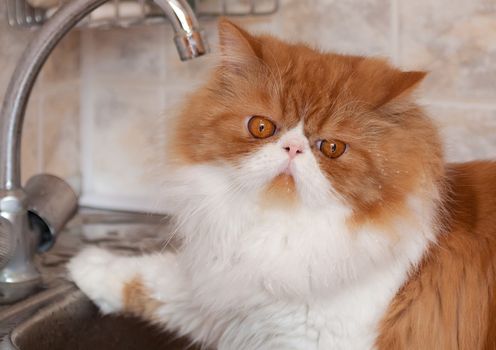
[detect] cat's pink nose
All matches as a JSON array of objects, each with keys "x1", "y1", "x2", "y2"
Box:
[{"x1": 283, "y1": 143, "x2": 304, "y2": 159}]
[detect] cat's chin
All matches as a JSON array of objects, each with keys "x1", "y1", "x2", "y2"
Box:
[{"x1": 259, "y1": 173, "x2": 299, "y2": 209}]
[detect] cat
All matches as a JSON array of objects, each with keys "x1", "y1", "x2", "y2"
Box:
[{"x1": 68, "y1": 19, "x2": 496, "y2": 349}]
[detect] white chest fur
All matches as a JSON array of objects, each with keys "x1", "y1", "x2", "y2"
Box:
[
  {"x1": 161, "y1": 162, "x2": 436, "y2": 349},
  {"x1": 202, "y1": 262, "x2": 413, "y2": 350},
  {"x1": 174, "y1": 201, "x2": 433, "y2": 350}
]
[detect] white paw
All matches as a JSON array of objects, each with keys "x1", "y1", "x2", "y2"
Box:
[{"x1": 67, "y1": 246, "x2": 124, "y2": 314}]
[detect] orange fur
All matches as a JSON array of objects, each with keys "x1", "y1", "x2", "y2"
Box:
[
  {"x1": 377, "y1": 161, "x2": 496, "y2": 349},
  {"x1": 123, "y1": 276, "x2": 162, "y2": 321},
  {"x1": 261, "y1": 174, "x2": 298, "y2": 208}
]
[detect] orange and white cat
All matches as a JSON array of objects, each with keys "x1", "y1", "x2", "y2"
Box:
[{"x1": 69, "y1": 19, "x2": 496, "y2": 349}]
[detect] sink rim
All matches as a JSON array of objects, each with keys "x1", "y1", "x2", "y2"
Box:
[
  {"x1": 0, "y1": 283, "x2": 78, "y2": 350},
  {"x1": 10, "y1": 285, "x2": 86, "y2": 350},
  {"x1": 0, "y1": 282, "x2": 200, "y2": 350}
]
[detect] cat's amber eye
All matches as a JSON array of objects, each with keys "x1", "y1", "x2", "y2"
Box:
[
  {"x1": 318, "y1": 139, "x2": 347, "y2": 159},
  {"x1": 247, "y1": 116, "x2": 276, "y2": 139}
]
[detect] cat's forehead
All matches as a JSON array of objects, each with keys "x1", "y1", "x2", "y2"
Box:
[
  {"x1": 251, "y1": 43, "x2": 364, "y2": 121},
  {"x1": 259, "y1": 54, "x2": 367, "y2": 132}
]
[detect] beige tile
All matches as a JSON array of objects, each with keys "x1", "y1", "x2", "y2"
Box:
[
  {"x1": 197, "y1": 1, "x2": 392, "y2": 56},
  {"x1": 274, "y1": 0, "x2": 392, "y2": 56},
  {"x1": 85, "y1": 25, "x2": 167, "y2": 82},
  {"x1": 0, "y1": 3, "x2": 34, "y2": 102},
  {"x1": 40, "y1": 31, "x2": 81, "y2": 86},
  {"x1": 399, "y1": 0, "x2": 496, "y2": 103},
  {"x1": 21, "y1": 96, "x2": 41, "y2": 185},
  {"x1": 87, "y1": 80, "x2": 165, "y2": 197},
  {"x1": 41, "y1": 84, "x2": 80, "y2": 186},
  {"x1": 426, "y1": 105, "x2": 496, "y2": 162}
]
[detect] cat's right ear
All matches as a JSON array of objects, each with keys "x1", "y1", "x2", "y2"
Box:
[{"x1": 218, "y1": 18, "x2": 262, "y2": 68}]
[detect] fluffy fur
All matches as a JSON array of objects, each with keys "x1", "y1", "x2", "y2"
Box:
[{"x1": 69, "y1": 19, "x2": 496, "y2": 349}]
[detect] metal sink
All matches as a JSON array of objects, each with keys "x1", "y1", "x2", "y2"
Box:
[
  {"x1": 0, "y1": 208, "x2": 200, "y2": 350},
  {"x1": 0, "y1": 283, "x2": 198, "y2": 350}
]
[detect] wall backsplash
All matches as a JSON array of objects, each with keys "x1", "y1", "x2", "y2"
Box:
[{"x1": 1, "y1": 0, "x2": 495, "y2": 212}]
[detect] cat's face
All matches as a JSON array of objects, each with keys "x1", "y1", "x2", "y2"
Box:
[{"x1": 171, "y1": 20, "x2": 444, "y2": 225}]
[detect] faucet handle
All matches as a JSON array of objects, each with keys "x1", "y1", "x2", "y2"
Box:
[{"x1": 25, "y1": 174, "x2": 78, "y2": 251}]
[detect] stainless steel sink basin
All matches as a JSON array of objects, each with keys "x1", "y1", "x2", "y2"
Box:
[
  {"x1": 0, "y1": 283, "x2": 199, "y2": 350},
  {"x1": 0, "y1": 208, "x2": 200, "y2": 350}
]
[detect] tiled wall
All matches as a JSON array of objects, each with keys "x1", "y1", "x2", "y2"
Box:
[{"x1": 2, "y1": 0, "x2": 496, "y2": 212}]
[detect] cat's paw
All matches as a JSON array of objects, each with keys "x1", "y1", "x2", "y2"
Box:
[{"x1": 68, "y1": 246, "x2": 124, "y2": 314}]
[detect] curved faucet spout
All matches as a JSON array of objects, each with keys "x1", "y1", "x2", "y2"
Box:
[{"x1": 155, "y1": 0, "x2": 209, "y2": 60}]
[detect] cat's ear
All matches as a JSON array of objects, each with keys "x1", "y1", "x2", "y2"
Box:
[
  {"x1": 218, "y1": 18, "x2": 262, "y2": 68},
  {"x1": 351, "y1": 58, "x2": 427, "y2": 109},
  {"x1": 381, "y1": 70, "x2": 427, "y2": 106}
]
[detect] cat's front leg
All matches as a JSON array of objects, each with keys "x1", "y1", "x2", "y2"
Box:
[{"x1": 68, "y1": 246, "x2": 185, "y2": 319}]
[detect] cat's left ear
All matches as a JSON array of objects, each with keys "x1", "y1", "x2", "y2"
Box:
[
  {"x1": 352, "y1": 58, "x2": 427, "y2": 109},
  {"x1": 381, "y1": 70, "x2": 427, "y2": 106},
  {"x1": 217, "y1": 18, "x2": 262, "y2": 68}
]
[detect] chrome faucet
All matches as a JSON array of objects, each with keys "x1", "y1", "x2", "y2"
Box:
[{"x1": 0, "y1": 0, "x2": 209, "y2": 303}]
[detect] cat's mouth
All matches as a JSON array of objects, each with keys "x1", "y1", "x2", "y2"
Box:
[
  {"x1": 272, "y1": 173, "x2": 295, "y2": 186},
  {"x1": 282, "y1": 164, "x2": 292, "y2": 175},
  {"x1": 260, "y1": 166, "x2": 298, "y2": 207}
]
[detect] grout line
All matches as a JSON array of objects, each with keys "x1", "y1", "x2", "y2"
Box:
[
  {"x1": 420, "y1": 99, "x2": 496, "y2": 111},
  {"x1": 34, "y1": 78, "x2": 81, "y2": 94},
  {"x1": 73, "y1": 76, "x2": 165, "y2": 88},
  {"x1": 390, "y1": 0, "x2": 399, "y2": 65},
  {"x1": 80, "y1": 30, "x2": 95, "y2": 198},
  {"x1": 160, "y1": 24, "x2": 167, "y2": 110},
  {"x1": 36, "y1": 94, "x2": 44, "y2": 174}
]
